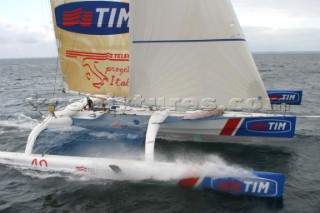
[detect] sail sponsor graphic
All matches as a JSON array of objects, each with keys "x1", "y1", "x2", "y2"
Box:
[
  {"x1": 51, "y1": 0, "x2": 130, "y2": 95},
  {"x1": 62, "y1": 8, "x2": 93, "y2": 27},
  {"x1": 55, "y1": 1, "x2": 129, "y2": 35},
  {"x1": 66, "y1": 50, "x2": 129, "y2": 89}
]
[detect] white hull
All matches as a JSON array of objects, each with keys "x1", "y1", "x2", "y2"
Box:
[
  {"x1": 0, "y1": 151, "x2": 285, "y2": 197},
  {"x1": 23, "y1": 100, "x2": 296, "y2": 159},
  {"x1": 68, "y1": 105, "x2": 296, "y2": 142}
]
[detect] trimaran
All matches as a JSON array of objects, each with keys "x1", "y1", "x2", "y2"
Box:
[{"x1": 0, "y1": 0, "x2": 303, "y2": 197}]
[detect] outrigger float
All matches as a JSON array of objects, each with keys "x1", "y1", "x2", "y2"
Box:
[{"x1": 0, "y1": 0, "x2": 303, "y2": 197}]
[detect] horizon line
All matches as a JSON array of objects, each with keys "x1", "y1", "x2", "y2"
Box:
[{"x1": 1, "y1": 50, "x2": 320, "y2": 60}]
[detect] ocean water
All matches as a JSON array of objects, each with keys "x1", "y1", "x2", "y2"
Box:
[{"x1": 0, "y1": 54, "x2": 320, "y2": 212}]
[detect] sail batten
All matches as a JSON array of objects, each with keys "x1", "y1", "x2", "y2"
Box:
[{"x1": 130, "y1": 0, "x2": 271, "y2": 110}]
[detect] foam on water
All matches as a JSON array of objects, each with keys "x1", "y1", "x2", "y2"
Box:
[
  {"x1": 19, "y1": 168, "x2": 71, "y2": 180},
  {"x1": 12, "y1": 154, "x2": 252, "y2": 184},
  {"x1": 88, "y1": 131, "x2": 142, "y2": 140},
  {"x1": 0, "y1": 113, "x2": 38, "y2": 130},
  {"x1": 127, "y1": 133, "x2": 140, "y2": 139},
  {"x1": 114, "y1": 154, "x2": 252, "y2": 182},
  {"x1": 46, "y1": 124, "x2": 86, "y2": 132},
  {"x1": 88, "y1": 131, "x2": 123, "y2": 139},
  {"x1": 187, "y1": 154, "x2": 251, "y2": 177}
]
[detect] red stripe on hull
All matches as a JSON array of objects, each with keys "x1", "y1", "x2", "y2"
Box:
[
  {"x1": 178, "y1": 177, "x2": 199, "y2": 188},
  {"x1": 220, "y1": 118, "x2": 242, "y2": 136}
]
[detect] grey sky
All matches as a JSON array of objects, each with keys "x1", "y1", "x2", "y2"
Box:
[
  {"x1": 232, "y1": 0, "x2": 320, "y2": 52},
  {"x1": 0, "y1": 0, "x2": 319, "y2": 58}
]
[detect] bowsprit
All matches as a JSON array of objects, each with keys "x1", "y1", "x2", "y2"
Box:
[{"x1": 55, "y1": 1, "x2": 129, "y2": 35}]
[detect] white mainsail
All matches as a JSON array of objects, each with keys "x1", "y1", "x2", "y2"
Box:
[{"x1": 130, "y1": 0, "x2": 271, "y2": 110}]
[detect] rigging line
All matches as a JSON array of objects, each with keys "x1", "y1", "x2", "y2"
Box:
[
  {"x1": 57, "y1": 0, "x2": 79, "y2": 94},
  {"x1": 297, "y1": 115, "x2": 320, "y2": 118},
  {"x1": 40, "y1": 0, "x2": 59, "y2": 99},
  {"x1": 60, "y1": 29, "x2": 79, "y2": 93},
  {"x1": 132, "y1": 38, "x2": 246, "y2": 44},
  {"x1": 44, "y1": 0, "x2": 57, "y2": 58},
  {"x1": 52, "y1": 57, "x2": 60, "y2": 99}
]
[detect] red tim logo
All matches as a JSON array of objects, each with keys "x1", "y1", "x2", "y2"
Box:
[
  {"x1": 218, "y1": 181, "x2": 242, "y2": 192},
  {"x1": 62, "y1": 8, "x2": 93, "y2": 27},
  {"x1": 268, "y1": 95, "x2": 282, "y2": 101},
  {"x1": 250, "y1": 123, "x2": 268, "y2": 131}
]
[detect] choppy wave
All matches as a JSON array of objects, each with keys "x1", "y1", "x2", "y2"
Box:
[
  {"x1": 19, "y1": 168, "x2": 72, "y2": 180},
  {"x1": 0, "y1": 113, "x2": 38, "y2": 130}
]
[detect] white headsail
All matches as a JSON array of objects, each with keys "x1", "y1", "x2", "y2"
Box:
[
  {"x1": 130, "y1": 0, "x2": 271, "y2": 110},
  {"x1": 51, "y1": 0, "x2": 130, "y2": 96}
]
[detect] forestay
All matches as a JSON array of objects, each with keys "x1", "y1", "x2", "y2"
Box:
[{"x1": 130, "y1": 0, "x2": 271, "y2": 110}]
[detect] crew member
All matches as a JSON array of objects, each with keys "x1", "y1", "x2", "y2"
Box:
[
  {"x1": 48, "y1": 105, "x2": 56, "y2": 117},
  {"x1": 87, "y1": 97, "x2": 94, "y2": 111}
]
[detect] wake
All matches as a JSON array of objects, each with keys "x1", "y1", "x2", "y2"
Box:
[
  {"x1": 0, "y1": 113, "x2": 38, "y2": 130},
  {"x1": 14, "y1": 154, "x2": 253, "y2": 183}
]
